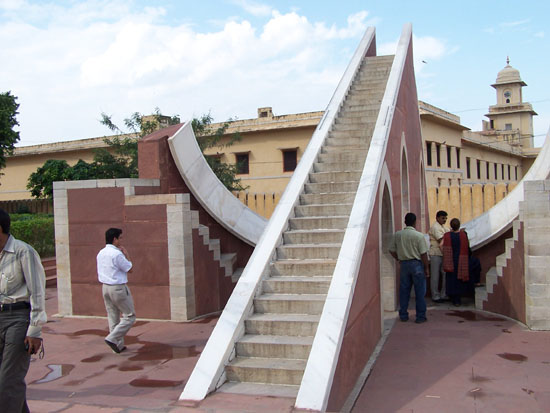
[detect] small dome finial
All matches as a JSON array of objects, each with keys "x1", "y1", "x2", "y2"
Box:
[{"x1": 506, "y1": 56, "x2": 510, "y2": 65}]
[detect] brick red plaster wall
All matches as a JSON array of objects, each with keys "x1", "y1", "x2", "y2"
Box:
[
  {"x1": 327, "y1": 38, "x2": 427, "y2": 411},
  {"x1": 138, "y1": 126, "x2": 254, "y2": 316},
  {"x1": 481, "y1": 224, "x2": 526, "y2": 323},
  {"x1": 67, "y1": 187, "x2": 171, "y2": 319}
]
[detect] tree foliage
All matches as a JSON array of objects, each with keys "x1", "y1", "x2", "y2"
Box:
[
  {"x1": 27, "y1": 108, "x2": 246, "y2": 198},
  {"x1": 0, "y1": 91, "x2": 20, "y2": 172}
]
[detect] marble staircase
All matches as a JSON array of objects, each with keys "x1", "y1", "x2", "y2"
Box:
[{"x1": 218, "y1": 55, "x2": 394, "y2": 398}]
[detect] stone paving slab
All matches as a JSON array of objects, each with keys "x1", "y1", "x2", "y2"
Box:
[{"x1": 26, "y1": 289, "x2": 550, "y2": 412}]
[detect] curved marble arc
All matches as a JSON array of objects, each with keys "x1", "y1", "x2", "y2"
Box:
[
  {"x1": 465, "y1": 128, "x2": 550, "y2": 248},
  {"x1": 167, "y1": 122, "x2": 267, "y2": 246}
]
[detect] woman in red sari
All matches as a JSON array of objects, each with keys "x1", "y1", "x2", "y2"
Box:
[{"x1": 441, "y1": 218, "x2": 470, "y2": 306}]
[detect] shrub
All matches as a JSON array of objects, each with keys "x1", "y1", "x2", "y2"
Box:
[{"x1": 10, "y1": 214, "x2": 55, "y2": 258}]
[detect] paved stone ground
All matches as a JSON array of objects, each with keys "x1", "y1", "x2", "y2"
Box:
[{"x1": 26, "y1": 289, "x2": 550, "y2": 412}]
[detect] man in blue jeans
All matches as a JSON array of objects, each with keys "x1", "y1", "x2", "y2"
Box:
[{"x1": 389, "y1": 213, "x2": 430, "y2": 323}]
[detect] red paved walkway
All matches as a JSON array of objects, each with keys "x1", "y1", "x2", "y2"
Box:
[{"x1": 26, "y1": 289, "x2": 550, "y2": 412}]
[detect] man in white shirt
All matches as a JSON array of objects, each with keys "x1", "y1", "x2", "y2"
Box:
[
  {"x1": 428, "y1": 211, "x2": 449, "y2": 303},
  {"x1": 97, "y1": 228, "x2": 135, "y2": 353},
  {"x1": 0, "y1": 208, "x2": 46, "y2": 412}
]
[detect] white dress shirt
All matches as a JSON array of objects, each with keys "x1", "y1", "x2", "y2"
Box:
[{"x1": 97, "y1": 244, "x2": 132, "y2": 285}]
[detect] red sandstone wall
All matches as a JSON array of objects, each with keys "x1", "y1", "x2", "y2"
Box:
[
  {"x1": 480, "y1": 224, "x2": 526, "y2": 323},
  {"x1": 327, "y1": 37, "x2": 426, "y2": 410},
  {"x1": 67, "y1": 187, "x2": 171, "y2": 319},
  {"x1": 138, "y1": 126, "x2": 254, "y2": 316}
]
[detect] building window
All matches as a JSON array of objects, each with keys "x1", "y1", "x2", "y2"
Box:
[
  {"x1": 501, "y1": 164, "x2": 504, "y2": 180},
  {"x1": 235, "y1": 153, "x2": 249, "y2": 174},
  {"x1": 283, "y1": 149, "x2": 297, "y2": 172},
  {"x1": 508, "y1": 165, "x2": 511, "y2": 180},
  {"x1": 476, "y1": 160, "x2": 481, "y2": 179},
  {"x1": 486, "y1": 162, "x2": 490, "y2": 180},
  {"x1": 466, "y1": 157, "x2": 471, "y2": 179},
  {"x1": 446, "y1": 146, "x2": 452, "y2": 168},
  {"x1": 436, "y1": 143, "x2": 441, "y2": 167},
  {"x1": 490, "y1": 120, "x2": 494, "y2": 129},
  {"x1": 515, "y1": 166, "x2": 518, "y2": 180},
  {"x1": 505, "y1": 123, "x2": 512, "y2": 130},
  {"x1": 456, "y1": 148, "x2": 460, "y2": 168},
  {"x1": 494, "y1": 163, "x2": 498, "y2": 179},
  {"x1": 426, "y1": 142, "x2": 432, "y2": 166}
]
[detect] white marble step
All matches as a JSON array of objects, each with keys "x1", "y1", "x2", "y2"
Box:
[
  {"x1": 245, "y1": 313, "x2": 320, "y2": 336},
  {"x1": 217, "y1": 381, "x2": 299, "y2": 398},
  {"x1": 254, "y1": 293, "x2": 327, "y2": 314},
  {"x1": 236, "y1": 334, "x2": 314, "y2": 359},
  {"x1": 294, "y1": 203, "x2": 353, "y2": 217},
  {"x1": 226, "y1": 357, "x2": 306, "y2": 385},
  {"x1": 270, "y1": 259, "x2": 337, "y2": 276},
  {"x1": 263, "y1": 275, "x2": 332, "y2": 294},
  {"x1": 276, "y1": 243, "x2": 342, "y2": 260}
]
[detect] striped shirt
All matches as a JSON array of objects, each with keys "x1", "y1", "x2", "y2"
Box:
[{"x1": 0, "y1": 235, "x2": 47, "y2": 337}]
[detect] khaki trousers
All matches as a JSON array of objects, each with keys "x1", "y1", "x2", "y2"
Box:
[{"x1": 102, "y1": 284, "x2": 136, "y2": 350}]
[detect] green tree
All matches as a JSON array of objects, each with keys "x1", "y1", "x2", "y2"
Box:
[
  {"x1": 0, "y1": 91, "x2": 20, "y2": 174},
  {"x1": 27, "y1": 159, "x2": 72, "y2": 199}
]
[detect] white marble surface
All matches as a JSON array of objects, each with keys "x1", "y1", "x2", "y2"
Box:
[
  {"x1": 464, "y1": 129, "x2": 550, "y2": 249},
  {"x1": 295, "y1": 23, "x2": 411, "y2": 412},
  {"x1": 167, "y1": 122, "x2": 266, "y2": 246},
  {"x1": 180, "y1": 25, "x2": 378, "y2": 404}
]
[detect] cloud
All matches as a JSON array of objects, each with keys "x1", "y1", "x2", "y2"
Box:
[
  {"x1": 0, "y1": 1, "x2": 373, "y2": 144},
  {"x1": 500, "y1": 19, "x2": 530, "y2": 27},
  {"x1": 534, "y1": 31, "x2": 544, "y2": 38},
  {"x1": 379, "y1": 34, "x2": 451, "y2": 75},
  {"x1": 230, "y1": 0, "x2": 272, "y2": 17}
]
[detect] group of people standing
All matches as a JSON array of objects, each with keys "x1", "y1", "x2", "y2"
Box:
[{"x1": 390, "y1": 210, "x2": 479, "y2": 323}]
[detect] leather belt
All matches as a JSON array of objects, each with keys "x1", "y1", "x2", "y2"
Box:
[{"x1": 0, "y1": 302, "x2": 30, "y2": 311}]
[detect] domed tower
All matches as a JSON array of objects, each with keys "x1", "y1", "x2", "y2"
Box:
[{"x1": 485, "y1": 58, "x2": 537, "y2": 149}]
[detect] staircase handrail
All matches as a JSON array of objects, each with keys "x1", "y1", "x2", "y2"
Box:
[{"x1": 180, "y1": 26, "x2": 377, "y2": 402}]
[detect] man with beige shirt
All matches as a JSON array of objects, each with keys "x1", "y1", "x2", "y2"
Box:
[{"x1": 428, "y1": 210, "x2": 449, "y2": 303}]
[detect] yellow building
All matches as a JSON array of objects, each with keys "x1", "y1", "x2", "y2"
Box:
[{"x1": 0, "y1": 61, "x2": 540, "y2": 224}]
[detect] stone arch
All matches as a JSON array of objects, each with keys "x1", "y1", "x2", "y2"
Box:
[
  {"x1": 401, "y1": 137, "x2": 410, "y2": 215},
  {"x1": 379, "y1": 163, "x2": 396, "y2": 317}
]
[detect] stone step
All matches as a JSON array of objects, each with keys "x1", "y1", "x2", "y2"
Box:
[
  {"x1": 220, "y1": 252, "x2": 237, "y2": 276},
  {"x1": 325, "y1": 136, "x2": 370, "y2": 147},
  {"x1": 475, "y1": 285, "x2": 488, "y2": 309},
  {"x1": 312, "y1": 161, "x2": 364, "y2": 173},
  {"x1": 263, "y1": 276, "x2": 332, "y2": 294},
  {"x1": 271, "y1": 259, "x2": 337, "y2": 276},
  {"x1": 236, "y1": 334, "x2": 314, "y2": 359},
  {"x1": 309, "y1": 171, "x2": 362, "y2": 183},
  {"x1": 254, "y1": 293, "x2": 326, "y2": 314},
  {"x1": 300, "y1": 191, "x2": 357, "y2": 205},
  {"x1": 317, "y1": 151, "x2": 366, "y2": 164},
  {"x1": 321, "y1": 143, "x2": 366, "y2": 153},
  {"x1": 331, "y1": 122, "x2": 373, "y2": 132},
  {"x1": 283, "y1": 229, "x2": 345, "y2": 245},
  {"x1": 225, "y1": 357, "x2": 306, "y2": 386},
  {"x1": 496, "y1": 254, "x2": 508, "y2": 268},
  {"x1": 326, "y1": 130, "x2": 366, "y2": 139},
  {"x1": 334, "y1": 114, "x2": 377, "y2": 124},
  {"x1": 232, "y1": 267, "x2": 244, "y2": 283},
  {"x1": 485, "y1": 266, "x2": 499, "y2": 293},
  {"x1": 294, "y1": 203, "x2": 353, "y2": 217},
  {"x1": 288, "y1": 215, "x2": 349, "y2": 230},
  {"x1": 340, "y1": 103, "x2": 383, "y2": 113},
  {"x1": 217, "y1": 381, "x2": 299, "y2": 398},
  {"x1": 245, "y1": 313, "x2": 320, "y2": 336},
  {"x1": 276, "y1": 243, "x2": 341, "y2": 260},
  {"x1": 304, "y1": 181, "x2": 359, "y2": 194}
]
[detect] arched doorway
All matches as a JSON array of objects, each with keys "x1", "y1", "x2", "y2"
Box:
[{"x1": 380, "y1": 183, "x2": 396, "y2": 312}]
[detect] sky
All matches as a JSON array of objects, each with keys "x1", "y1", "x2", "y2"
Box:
[{"x1": 1, "y1": 0, "x2": 549, "y2": 148}]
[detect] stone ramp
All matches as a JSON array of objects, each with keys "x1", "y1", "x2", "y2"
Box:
[{"x1": 218, "y1": 55, "x2": 393, "y2": 398}]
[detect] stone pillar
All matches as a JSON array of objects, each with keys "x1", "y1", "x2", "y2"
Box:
[
  {"x1": 437, "y1": 185, "x2": 449, "y2": 216},
  {"x1": 427, "y1": 186, "x2": 437, "y2": 224},
  {"x1": 449, "y1": 185, "x2": 461, "y2": 222},
  {"x1": 441, "y1": 143, "x2": 448, "y2": 168},
  {"x1": 461, "y1": 185, "x2": 473, "y2": 223},
  {"x1": 495, "y1": 183, "x2": 507, "y2": 203},
  {"x1": 484, "y1": 183, "x2": 495, "y2": 212},
  {"x1": 450, "y1": 146, "x2": 457, "y2": 169},
  {"x1": 472, "y1": 184, "x2": 483, "y2": 219},
  {"x1": 523, "y1": 180, "x2": 550, "y2": 330},
  {"x1": 431, "y1": 143, "x2": 438, "y2": 168}
]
